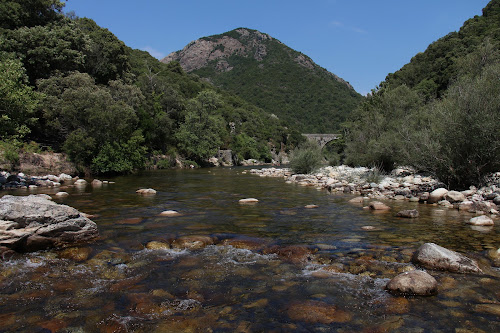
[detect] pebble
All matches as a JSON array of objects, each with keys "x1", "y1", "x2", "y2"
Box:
[{"x1": 159, "y1": 210, "x2": 180, "y2": 216}]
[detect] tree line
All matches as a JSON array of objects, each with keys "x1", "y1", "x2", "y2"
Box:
[{"x1": 0, "y1": 0, "x2": 301, "y2": 175}]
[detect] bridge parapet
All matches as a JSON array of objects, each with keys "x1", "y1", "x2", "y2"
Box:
[{"x1": 302, "y1": 134, "x2": 340, "y2": 148}]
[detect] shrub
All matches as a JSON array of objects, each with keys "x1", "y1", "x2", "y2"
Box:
[{"x1": 289, "y1": 141, "x2": 324, "y2": 174}]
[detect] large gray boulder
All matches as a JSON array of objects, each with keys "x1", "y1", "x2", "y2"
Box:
[
  {"x1": 412, "y1": 243, "x2": 482, "y2": 274},
  {"x1": 385, "y1": 270, "x2": 438, "y2": 296},
  {"x1": 0, "y1": 194, "x2": 98, "y2": 253}
]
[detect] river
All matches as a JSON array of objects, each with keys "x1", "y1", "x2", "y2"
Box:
[{"x1": 1, "y1": 167, "x2": 499, "y2": 332}]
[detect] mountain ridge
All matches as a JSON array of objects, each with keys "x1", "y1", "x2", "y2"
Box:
[{"x1": 161, "y1": 28, "x2": 363, "y2": 132}]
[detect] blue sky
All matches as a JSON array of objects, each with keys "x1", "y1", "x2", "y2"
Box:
[{"x1": 64, "y1": 0, "x2": 490, "y2": 95}]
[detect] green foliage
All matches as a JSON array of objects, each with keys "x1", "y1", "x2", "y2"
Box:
[
  {"x1": 91, "y1": 131, "x2": 146, "y2": 174},
  {"x1": 289, "y1": 141, "x2": 324, "y2": 174},
  {"x1": 175, "y1": 91, "x2": 227, "y2": 163},
  {"x1": 405, "y1": 51, "x2": 500, "y2": 188},
  {"x1": 344, "y1": 85, "x2": 423, "y2": 171},
  {"x1": 231, "y1": 133, "x2": 260, "y2": 161},
  {"x1": 344, "y1": 6, "x2": 500, "y2": 189},
  {"x1": 0, "y1": 0, "x2": 65, "y2": 30},
  {"x1": 0, "y1": 55, "x2": 39, "y2": 139},
  {"x1": 0, "y1": 20, "x2": 88, "y2": 84},
  {"x1": 76, "y1": 18, "x2": 130, "y2": 84}
]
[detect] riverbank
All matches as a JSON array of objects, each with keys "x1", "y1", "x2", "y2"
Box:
[{"x1": 247, "y1": 166, "x2": 500, "y2": 217}]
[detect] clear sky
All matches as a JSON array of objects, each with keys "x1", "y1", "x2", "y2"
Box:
[{"x1": 64, "y1": 0, "x2": 490, "y2": 95}]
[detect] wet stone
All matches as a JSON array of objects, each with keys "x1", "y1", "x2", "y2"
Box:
[
  {"x1": 412, "y1": 243, "x2": 483, "y2": 274},
  {"x1": 172, "y1": 235, "x2": 215, "y2": 250},
  {"x1": 58, "y1": 247, "x2": 92, "y2": 262},
  {"x1": 145, "y1": 241, "x2": 170, "y2": 250},
  {"x1": 396, "y1": 209, "x2": 419, "y2": 218},
  {"x1": 385, "y1": 270, "x2": 438, "y2": 296},
  {"x1": 286, "y1": 300, "x2": 352, "y2": 324}
]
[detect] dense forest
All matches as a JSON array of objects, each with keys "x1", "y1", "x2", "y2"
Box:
[
  {"x1": 0, "y1": 0, "x2": 302, "y2": 175},
  {"x1": 343, "y1": 0, "x2": 500, "y2": 189},
  {"x1": 166, "y1": 28, "x2": 363, "y2": 133}
]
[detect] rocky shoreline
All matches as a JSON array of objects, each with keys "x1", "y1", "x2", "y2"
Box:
[{"x1": 247, "y1": 165, "x2": 500, "y2": 217}]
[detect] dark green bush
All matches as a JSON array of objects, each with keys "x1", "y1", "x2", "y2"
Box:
[{"x1": 289, "y1": 141, "x2": 324, "y2": 174}]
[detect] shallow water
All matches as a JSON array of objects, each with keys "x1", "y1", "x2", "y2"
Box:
[{"x1": 1, "y1": 167, "x2": 499, "y2": 332}]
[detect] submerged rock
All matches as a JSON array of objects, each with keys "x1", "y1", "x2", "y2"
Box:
[
  {"x1": 286, "y1": 300, "x2": 352, "y2": 324},
  {"x1": 412, "y1": 243, "x2": 482, "y2": 274},
  {"x1": 396, "y1": 209, "x2": 419, "y2": 218},
  {"x1": 172, "y1": 235, "x2": 215, "y2": 250},
  {"x1": 263, "y1": 245, "x2": 317, "y2": 264},
  {"x1": 0, "y1": 194, "x2": 98, "y2": 252},
  {"x1": 385, "y1": 270, "x2": 438, "y2": 296},
  {"x1": 136, "y1": 188, "x2": 157, "y2": 195}
]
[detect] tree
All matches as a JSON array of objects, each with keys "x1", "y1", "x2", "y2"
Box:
[
  {"x1": 0, "y1": 20, "x2": 88, "y2": 84},
  {"x1": 0, "y1": 0, "x2": 65, "y2": 30},
  {"x1": 175, "y1": 91, "x2": 227, "y2": 163},
  {"x1": 0, "y1": 55, "x2": 39, "y2": 140}
]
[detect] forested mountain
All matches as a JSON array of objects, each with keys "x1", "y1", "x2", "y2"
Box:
[
  {"x1": 0, "y1": 0, "x2": 300, "y2": 175},
  {"x1": 162, "y1": 28, "x2": 363, "y2": 133},
  {"x1": 344, "y1": 0, "x2": 500, "y2": 188}
]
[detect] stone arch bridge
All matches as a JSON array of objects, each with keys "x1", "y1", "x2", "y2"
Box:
[{"x1": 302, "y1": 134, "x2": 341, "y2": 148}]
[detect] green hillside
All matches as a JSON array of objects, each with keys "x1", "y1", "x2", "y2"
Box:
[
  {"x1": 0, "y1": 1, "x2": 299, "y2": 174},
  {"x1": 344, "y1": 0, "x2": 500, "y2": 188},
  {"x1": 162, "y1": 28, "x2": 363, "y2": 133}
]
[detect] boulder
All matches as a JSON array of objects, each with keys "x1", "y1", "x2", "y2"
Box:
[
  {"x1": 385, "y1": 270, "x2": 438, "y2": 296},
  {"x1": 74, "y1": 179, "x2": 87, "y2": 186},
  {"x1": 444, "y1": 191, "x2": 465, "y2": 203},
  {"x1": 0, "y1": 194, "x2": 98, "y2": 252},
  {"x1": 493, "y1": 196, "x2": 500, "y2": 205},
  {"x1": 91, "y1": 179, "x2": 103, "y2": 187},
  {"x1": 136, "y1": 188, "x2": 157, "y2": 195},
  {"x1": 369, "y1": 201, "x2": 391, "y2": 210},
  {"x1": 468, "y1": 215, "x2": 494, "y2": 226},
  {"x1": 396, "y1": 209, "x2": 419, "y2": 218},
  {"x1": 428, "y1": 188, "x2": 448, "y2": 204},
  {"x1": 412, "y1": 243, "x2": 482, "y2": 274}
]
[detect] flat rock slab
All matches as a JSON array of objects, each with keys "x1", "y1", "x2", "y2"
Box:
[
  {"x1": 0, "y1": 194, "x2": 98, "y2": 253},
  {"x1": 412, "y1": 243, "x2": 482, "y2": 274},
  {"x1": 239, "y1": 198, "x2": 259, "y2": 204},
  {"x1": 385, "y1": 270, "x2": 438, "y2": 296}
]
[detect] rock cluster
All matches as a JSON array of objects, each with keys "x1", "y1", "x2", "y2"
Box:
[
  {"x1": 249, "y1": 166, "x2": 500, "y2": 217},
  {"x1": 0, "y1": 194, "x2": 98, "y2": 254},
  {"x1": 0, "y1": 171, "x2": 73, "y2": 190}
]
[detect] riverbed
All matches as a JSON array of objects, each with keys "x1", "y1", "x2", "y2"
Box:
[{"x1": 1, "y1": 167, "x2": 499, "y2": 332}]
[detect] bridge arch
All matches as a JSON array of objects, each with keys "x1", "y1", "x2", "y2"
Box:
[{"x1": 302, "y1": 134, "x2": 340, "y2": 148}]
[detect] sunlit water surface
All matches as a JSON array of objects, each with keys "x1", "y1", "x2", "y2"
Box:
[{"x1": 1, "y1": 168, "x2": 499, "y2": 332}]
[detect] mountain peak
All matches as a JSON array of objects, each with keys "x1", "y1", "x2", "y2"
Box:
[{"x1": 161, "y1": 28, "x2": 362, "y2": 132}]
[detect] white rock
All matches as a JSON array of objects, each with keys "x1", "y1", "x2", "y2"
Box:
[
  {"x1": 428, "y1": 188, "x2": 449, "y2": 204},
  {"x1": 160, "y1": 210, "x2": 180, "y2": 216},
  {"x1": 55, "y1": 192, "x2": 69, "y2": 197},
  {"x1": 468, "y1": 215, "x2": 494, "y2": 226},
  {"x1": 239, "y1": 198, "x2": 259, "y2": 204},
  {"x1": 136, "y1": 188, "x2": 157, "y2": 195}
]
